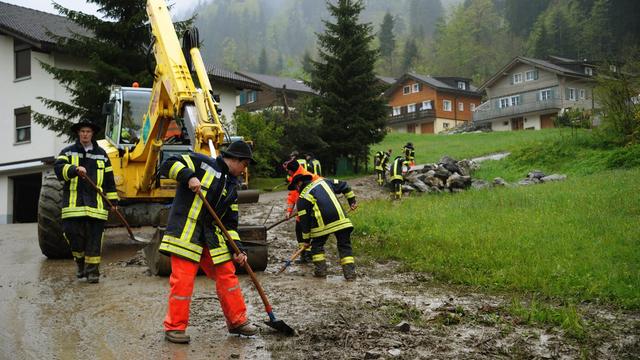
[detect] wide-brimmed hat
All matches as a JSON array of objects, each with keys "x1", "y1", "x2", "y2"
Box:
[
  {"x1": 221, "y1": 140, "x2": 257, "y2": 164},
  {"x1": 288, "y1": 173, "x2": 312, "y2": 190},
  {"x1": 71, "y1": 118, "x2": 101, "y2": 134}
]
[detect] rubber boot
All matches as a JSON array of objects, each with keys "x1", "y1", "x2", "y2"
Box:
[
  {"x1": 342, "y1": 264, "x2": 356, "y2": 281},
  {"x1": 313, "y1": 261, "x2": 327, "y2": 278},
  {"x1": 75, "y1": 258, "x2": 85, "y2": 279},
  {"x1": 86, "y1": 264, "x2": 100, "y2": 284},
  {"x1": 295, "y1": 250, "x2": 312, "y2": 264}
]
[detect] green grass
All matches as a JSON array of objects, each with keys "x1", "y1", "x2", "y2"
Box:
[
  {"x1": 353, "y1": 169, "x2": 640, "y2": 309},
  {"x1": 249, "y1": 177, "x2": 287, "y2": 192}
]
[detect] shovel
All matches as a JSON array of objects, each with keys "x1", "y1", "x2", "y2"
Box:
[
  {"x1": 277, "y1": 242, "x2": 310, "y2": 275},
  {"x1": 265, "y1": 211, "x2": 297, "y2": 231},
  {"x1": 80, "y1": 174, "x2": 150, "y2": 244},
  {"x1": 196, "y1": 190, "x2": 296, "y2": 336}
]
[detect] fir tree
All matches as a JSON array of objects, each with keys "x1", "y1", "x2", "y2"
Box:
[
  {"x1": 401, "y1": 38, "x2": 419, "y2": 73},
  {"x1": 308, "y1": 0, "x2": 387, "y2": 173},
  {"x1": 378, "y1": 11, "x2": 396, "y2": 74},
  {"x1": 258, "y1": 47, "x2": 269, "y2": 73}
]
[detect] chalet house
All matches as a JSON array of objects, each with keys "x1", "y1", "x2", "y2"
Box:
[
  {"x1": 235, "y1": 71, "x2": 317, "y2": 113},
  {"x1": 473, "y1": 55, "x2": 597, "y2": 131},
  {"x1": 385, "y1": 73, "x2": 482, "y2": 134},
  {"x1": 0, "y1": 2, "x2": 259, "y2": 224}
]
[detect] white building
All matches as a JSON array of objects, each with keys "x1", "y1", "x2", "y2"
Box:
[{"x1": 0, "y1": 2, "x2": 261, "y2": 224}]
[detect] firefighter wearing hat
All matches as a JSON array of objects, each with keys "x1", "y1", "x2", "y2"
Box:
[
  {"x1": 158, "y1": 140, "x2": 258, "y2": 343},
  {"x1": 402, "y1": 142, "x2": 415, "y2": 166},
  {"x1": 54, "y1": 118, "x2": 119, "y2": 283}
]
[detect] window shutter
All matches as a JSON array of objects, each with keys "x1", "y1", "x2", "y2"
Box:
[
  {"x1": 565, "y1": 88, "x2": 569, "y2": 100},
  {"x1": 510, "y1": 75, "x2": 514, "y2": 85},
  {"x1": 534, "y1": 70, "x2": 539, "y2": 80},
  {"x1": 519, "y1": 95, "x2": 523, "y2": 104},
  {"x1": 550, "y1": 89, "x2": 555, "y2": 99},
  {"x1": 239, "y1": 91, "x2": 246, "y2": 104},
  {"x1": 495, "y1": 100, "x2": 500, "y2": 109}
]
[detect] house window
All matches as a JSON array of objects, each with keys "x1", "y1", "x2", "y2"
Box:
[
  {"x1": 392, "y1": 106, "x2": 401, "y2": 116},
  {"x1": 412, "y1": 83, "x2": 420, "y2": 93},
  {"x1": 568, "y1": 88, "x2": 576, "y2": 101},
  {"x1": 510, "y1": 95, "x2": 521, "y2": 106},
  {"x1": 457, "y1": 81, "x2": 466, "y2": 90},
  {"x1": 458, "y1": 102, "x2": 464, "y2": 111},
  {"x1": 443, "y1": 100, "x2": 452, "y2": 112},
  {"x1": 540, "y1": 89, "x2": 552, "y2": 101},
  {"x1": 14, "y1": 41, "x2": 31, "y2": 80},
  {"x1": 513, "y1": 73, "x2": 523, "y2": 84},
  {"x1": 15, "y1": 106, "x2": 31, "y2": 143},
  {"x1": 525, "y1": 70, "x2": 536, "y2": 81},
  {"x1": 422, "y1": 100, "x2": 432, "y2": 110},
  {"x1": 443, "y1": 122, "x2": 450, "y2": 129},
  {"x1": 470, "y1": 103, "x2": 476, "y2": 111},
  {"x1": 403, "y1": 85, "x2": 411, "y2": 95},
  {"x1": 247, "y1": 91, "x2": 256, "y2": 103},
  {"x1": 584, "y1": 67, "x2": 593, "y2": 76},
  {"x1": 579, "y1": 89, "x2": 586, "y2": 100},
  {"x1": 499, "y1": 97, "x2": 510, "y2": 108},
  {"x1": 407, "y1": 103, "x2": 416, "y2": 113}
]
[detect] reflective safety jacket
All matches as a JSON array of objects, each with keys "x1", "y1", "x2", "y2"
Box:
[
  {"x1": 286, "y1": 166, "x2": 321, "y2": 216},
  {"x1": 306, "y1": 158, "x2": 322, "y2": 176},
  {"x1": 402, "y1": 145, "x2": 415, "y2": 163},
  {"x1": 158, "y1": 153, "x2": 242, "y2": 264},
  {"x1": 374, "y1": 151, "x2": 391, "y2": 171},
  {"x1": 390, "y1": 156, "x2": 408, "y2": 182},
  {"x1": 296, "y1": 178, "x2": 356, "y2": 240},
  {"x1": 54, "y1": 140, "x2": 118, "y2": 220}
]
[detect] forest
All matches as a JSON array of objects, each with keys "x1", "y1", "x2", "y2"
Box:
[{"x1": 189, "y1": 0, "x2": 640, "y2": 84}]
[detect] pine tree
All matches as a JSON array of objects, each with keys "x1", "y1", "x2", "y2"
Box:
[
  {"x1": 258, "y1": 47, "x2": 269, "y2": 73},
  {"x1": 401, "y1": 38, "x2": 419, "y2": 73},
  {"x1": 308, "y1": 0, "x2": 387, "y2": 173},
  {"x1": 378, "y1": 11, "x2": 396, "y2": 74},
  {"x1": 33, "y1": 0, "x2": 154, "y2": 137}
]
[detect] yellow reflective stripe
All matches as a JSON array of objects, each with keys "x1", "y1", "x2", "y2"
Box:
[
  {"x1": 309, "y1": 219, "x2": 353, "y2": 238},
  {"x1": 57, "y1": 155, "x2": 69, "y2": 161},
  {"x1": 211, "y1": 252, "x2": 232, "y2": 264},
  {"x1": 106, "y1": 192, "x2": 118, "y2": 200},
  {"x1": 340, "y1": 256, "x2": 354, "y2": 265},
  {"x1": 61, "y1": 206, "x2": 109, "y2": 220},
  {"x1": 72, "y1": 251, "x2": 84, "y2": 258},
  {"x1": 298, "y1": 209, "x2": 307, "y2": 216},
  {"x1": 226, "y1": 230, "x2": 240, "y2": 241},
  {"x1": 161, "y1": 234, "x2": 203, "y2": 256},
  {"x1": 345, "y1": 191, "x2": 355, "y2": 199},
  {"x1": 96, "y1": 163, "x2": 104, "y2": 210},
  {"x1": 319, "y1": 181, "x2": 345, "y2": 220},
  {"x1": 209, "y1": 244, "x2": 231, "y2": 256},
  {"x1": 302, "y1": 232, "x2": 310, "y2": 240},
  {"x1": 312, "y1": 253, "x2": 325, "y2": 262},
  {"x1": 169, "y1": 162, "x2": 186, "y2": 180},
  {"x1": 85, "y1": 256, "x2": 101, "y2": 264},
  {"x1": 230, "y1": 204, "x2": 238, "y2": 211},
  {"x1": 62, "y1": 164, "x2": 72, "y2": 181},
  {"x1": 181, "y1": 155, "x2": 195, "y2": 171},
  {"x1": 105, "y1": 166, "x2": 113, "y2": 172},
  {"x1": 159, "y1": 243, "x2": 201, "y2": 262},
  {"x1": 69, "y1": 154, "x2": 79, "y2": 207}
]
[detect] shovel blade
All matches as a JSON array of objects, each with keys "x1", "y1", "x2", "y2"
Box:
[
  {"x1": 265, "y1": 319, "x2": 296, "y2": 336},
  {"x1": 130, "y1": 235, "x2": 151, "y2": 244}
]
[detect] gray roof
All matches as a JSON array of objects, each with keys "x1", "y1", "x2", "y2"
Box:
[
  {"x1": 385, "y1": 72, "x2": 481, "y2": 97},
  {"x1": 205, "y1": 64, "x2": 261, "y2": 90},
  {"x1": 376, "y1": 75, "x2": 396, "y2": 85},
  {"x1": 479, "y1": 56, "x2": 592, "y2": 91},
  {"x1": 0, "y1": 1, "x2": 88, "y2": 50},
  {"x1": 236, "y1": 71, "x2": 316, "y2": 94}
]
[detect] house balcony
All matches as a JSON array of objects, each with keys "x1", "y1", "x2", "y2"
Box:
[
  {"x1": 388, "y1": 109, "x2": 435, "y2": 125},
  {"x1": 473, "y1": 97, "x2": 562, "y2": 123}
]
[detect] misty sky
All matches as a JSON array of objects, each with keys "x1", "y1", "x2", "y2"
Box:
[{"x1": 5, "y1": 0, "x2": 204, "y2": 18}]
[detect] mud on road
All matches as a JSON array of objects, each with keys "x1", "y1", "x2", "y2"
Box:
[{"x1": 0, "y1": 176, "x2": 638, "y2": 359}]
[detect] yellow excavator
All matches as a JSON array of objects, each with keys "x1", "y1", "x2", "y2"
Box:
[{"x1": 37, "y1": 0, "x2": 266, "y2": 275}]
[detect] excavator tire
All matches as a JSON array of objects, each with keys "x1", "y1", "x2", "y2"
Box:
[{"x1": 37, "y1": 170, "x2": 72, "y2": 259}]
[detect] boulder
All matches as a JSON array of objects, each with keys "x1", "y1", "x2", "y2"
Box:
[
  {"x1": 527, "y1": 170, "x2": 546, "y2": 180},
  {"x1": 493, "y1": 177, "x2": 508, "y2": 186},
  {"x1": 446, "y1": 173, "x2": 472, "y2": 189},
  {"x1": 541, "y1": 174, "x2": 567, "y2": 182},
  {"x1": 433, "y1": 166, "x2": 452, "y2": 181},
  {"x1": 471, "y1": 179, "x2": 490, "y2": 190}
]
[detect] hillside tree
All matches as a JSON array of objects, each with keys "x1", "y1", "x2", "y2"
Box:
[
  {"x1": 378, "y1": 11, "x2": 396, "y2": 74},
  {"x1": 308, "y1": 0, "x2": 388, "y2": 173}
]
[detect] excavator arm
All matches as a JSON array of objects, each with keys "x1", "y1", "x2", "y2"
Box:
[{"x1": 128, "y1": 0, "x2": 225, "y2": 193}]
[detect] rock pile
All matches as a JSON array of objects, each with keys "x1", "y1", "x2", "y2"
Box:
[{"x1": 400, "y1": 156, "x2": 567, "y2": 195}]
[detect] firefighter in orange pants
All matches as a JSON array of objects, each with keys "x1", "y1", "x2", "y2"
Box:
[{"x1": 159, "y1": 141, "x2": 258, "y2": 344}]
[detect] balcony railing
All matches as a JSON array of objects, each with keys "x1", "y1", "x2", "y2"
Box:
[
  {"x1": 473, "y1": 97, "x2": 563, "y2": 122},
  {"x1": 388, "y1": 109, "x2": 435, "y2": 125}
]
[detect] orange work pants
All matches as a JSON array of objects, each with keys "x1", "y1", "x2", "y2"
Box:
[{"x1": 163, "y1": 248, "x2": 247, "y2": 331}]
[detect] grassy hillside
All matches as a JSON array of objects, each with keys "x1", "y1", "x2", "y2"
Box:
[{"x1": 356, "y1": 129, "x2": 640, "y2": 318}]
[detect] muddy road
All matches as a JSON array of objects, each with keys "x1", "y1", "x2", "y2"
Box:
[{"x1": 1, "y1": 177, "x2": 638, "y2": 359}]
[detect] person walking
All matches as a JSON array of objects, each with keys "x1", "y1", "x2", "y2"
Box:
[
  {"x1": 54, "y1": 118, "x2": 118, "y2": 283},
  {"x1": 374, "y1": 149, "x2": 392, "y2": 186},
  {"x1": 305, "y1": 153, "x2": 322, "y2": 176},
  {"x1": 158, "y1": 140, "x2": 258, "y2": 344},
  {"x1": 291, "y1": 174, "x2": 358, "y2": 280},
  {"x1": 390, "y1": 155, "x2": 409, "y2": 200}
]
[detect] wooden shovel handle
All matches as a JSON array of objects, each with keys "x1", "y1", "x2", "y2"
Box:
[
  {"x1": 266, "y1": 212, "x2": 297, "y2": 231},
  {"x1": 196, "y1": 191, "x2": 273, "y2": 313}
]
